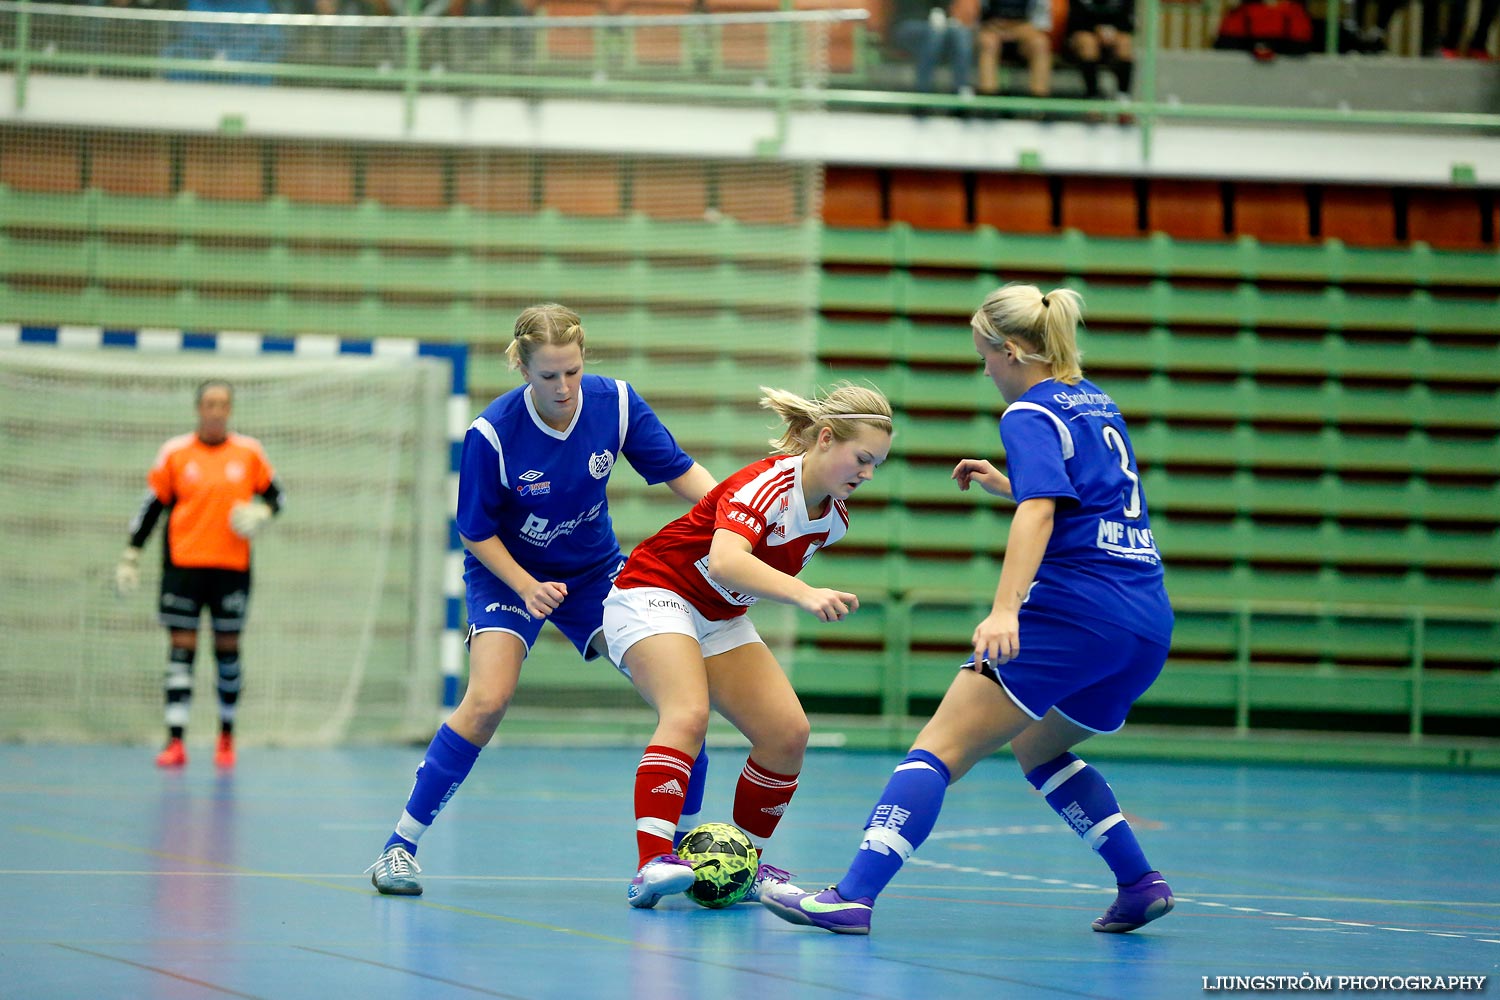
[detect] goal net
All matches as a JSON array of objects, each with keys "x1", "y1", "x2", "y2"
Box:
[{"x1": 0, "y1": 341, "x2": 453, "y2": 747}]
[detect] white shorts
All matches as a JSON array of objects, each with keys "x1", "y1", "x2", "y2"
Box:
[{"x1": 601, "y1": 585, "x2": 763, "y2": 678}]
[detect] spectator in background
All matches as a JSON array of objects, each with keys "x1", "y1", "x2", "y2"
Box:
[
  {"x1": 1348, "y1": 0, "x2": 1493, "y2": 56},
  {"x1": 1214, "y1": 0, "x2": 1313, "y2": 58},
  {"x1": 292, "y1": 0, "x2": 366, "y2": 68},
  {"x1": 890, "y1": 0, "x2": 978, "y2": 102},
  {"x1": 447, "y1": 0, "x2": 534, "y2": 69},
  {"x1": 1066, "y1": 0, "x2": 1133, "y2": 100},
  {"x1": 1440, "y1": 0, "x2": 1498, "y2": 57},
  {"x1": 976, "y1": 0, "x2": 1053, "y2": 102},
  {"x1": 165, "y1": 0, "x2": 287, "y2": 83}
]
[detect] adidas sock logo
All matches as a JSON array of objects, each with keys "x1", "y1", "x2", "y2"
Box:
[{"x1": 651, "y1": 779, "x2": 685, "y2": 797}]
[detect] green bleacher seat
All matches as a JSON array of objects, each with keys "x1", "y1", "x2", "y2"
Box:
[
  {"x1": 895, "y1": 413, "x2": 998, "y2": 459},
  {"x1": 816, "y1": 316, "x2": 902, "y2": 361},
  {"x1": 892, "y1": 505, "x2": 1003, "y2": 554}
]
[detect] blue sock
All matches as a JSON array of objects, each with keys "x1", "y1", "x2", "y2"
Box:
[
  {"x1": 836, "y1": 749, "x2": 951, "y2": 902},
  {"x1": 673, "y1": 743, "x2": 710, "y2": 850},
  {"x1": 1025, "y1": 752, "x2": 1151, "y2": 885},
  {"x1": 384, "y1": 723, "x2": 482, "y2": 855}
]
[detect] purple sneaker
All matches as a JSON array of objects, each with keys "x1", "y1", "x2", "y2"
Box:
[
  {"x1": 627, "y1": 854, "x2": 696, "y2": 909},
  {"x1": 1092, "y1": 870, "x2": 1174, "y2": 933},
  {"x1": 741, "y1": 863, "x2": 797, "y2": 904},
  {"x1": 761, "y1": 883, "x2": 872, "y2": 935}
]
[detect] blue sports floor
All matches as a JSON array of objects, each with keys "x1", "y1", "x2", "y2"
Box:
[{"x1": 5, "y1": 743, "x2": 1498, "y2": 999}]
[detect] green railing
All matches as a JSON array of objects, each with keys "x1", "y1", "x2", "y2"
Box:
[
  {"x1": 782, "y1": 590, "x2": 1500, "y2": 740},
  {"x1": 2, "y1": 0, "x2": 1497, "y2": 163}
]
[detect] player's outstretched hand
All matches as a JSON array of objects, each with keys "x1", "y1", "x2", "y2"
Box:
[
  {"x1": 114, "y1": 546, "x2": 141, "y2": 597},
  {"x1": 799, "y1": 587, "x2": 859, "y2": 624},
  {"x1": 972, "y1": 609, "x2": 1020, "y2": 668},
  {"x1": 521, "y1": 580, "x2": 568, "y2": 620},
  {"x1": 951, "y1": 459, "x2": 1012, "y2": 499},
  {"x1": 229, "y1": 500, "x2": 273, "y2": 539}
]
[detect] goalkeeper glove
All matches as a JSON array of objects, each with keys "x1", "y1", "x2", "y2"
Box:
[
  {"x1": 230, "y1": 500, "x2": 273, "y2": 539},
  {"x1": 114, "y1": 546, "x2": 142, "y2": 596}
]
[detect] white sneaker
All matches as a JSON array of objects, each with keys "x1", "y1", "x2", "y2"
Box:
[
  {"x1": 626, "y1": 854, "x2": 696, "y2": 909},
  {"x1": 741, "y1": 862, "x2": 798, "y2": 903},
  {"x1": 366, "y1": 845, "x2": 423, "y2": 896}
]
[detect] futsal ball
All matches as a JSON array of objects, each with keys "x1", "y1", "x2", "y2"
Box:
[{"x1": 676, "y1": 822, "x2": 758, "y2": 909}]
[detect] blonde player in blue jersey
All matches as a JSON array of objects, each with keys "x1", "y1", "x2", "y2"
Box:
[
  {"x1": 366, "y1": 304, "x2": 718, "y2": 895},
  {"x1": 763, "y1": 283, "x2": 1176, "y2": 935}
]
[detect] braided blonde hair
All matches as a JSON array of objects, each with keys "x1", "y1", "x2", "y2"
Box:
[
  {"x1": 759, "y1": 381, "x2": 893, "y2": 456},
  {"x1": 505, "y1": 303, "x2": 587, "y2": 371}
]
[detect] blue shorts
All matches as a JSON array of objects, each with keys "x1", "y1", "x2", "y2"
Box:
[
  {"x1": 963, "y1": 608, "x2": 1170, "y2": 734},
  {"x1": 464, "y1": 556, "x2": 625, "y2": 662}
]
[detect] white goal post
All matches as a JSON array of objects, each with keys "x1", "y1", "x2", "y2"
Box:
[{"x1": 0, "y1": 323, "x2": 468, "y2": 747}]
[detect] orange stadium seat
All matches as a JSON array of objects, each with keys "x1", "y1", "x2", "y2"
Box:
[
  {"x1": 889, "y1": 169, "x2": 968, "y2": 230},
  {"x1": 1407, "y1": 187, "x2": 1487, "y2": 249},
  {"x1": 0, "y1": 128, "x2": 83, "y2": 194},
  {"x1": 1320, "y1": 184, "x2": 1398, "y2": 247},
  {"x1": 823, "y1": 166, "x2": 885, "y2": 228},
  {"x1": 1059, "y1": 175, "x2": 1139, "y2": 237},
  {"x1": 182, "y1": 138, "x2": 265, "y2": 202},
  {"x1": 621, "y1": 0, "x2": 696, "y2": 66},
  {"x1": 705, "y1": 0, "x2": 779, "y2": 71},
  {"x1": 541, "y1": 155, "x2": 623, "y2": 216},
  {"x1": 454, "y1": 151, "x2": 536, "y2": 214},
  {"x1": 365, "y1": 148, "x2": 447, "y2": 209},
  {"x1": 792, "y1": 0, "x2": 870, "y2": 75},
  {"x1": 1146, "y1": 178, "x2": 1224, "y2": 240},
  {"x1": 90, "y1": 133, "x2": 173, "y2": 197},
  {"x1": 274, "y1": 142, "x2": 357, "y2": 205},
  {"x1": 717, "y1": 161, "x2": 801, "y2": 224},
  {"x1": 633, "y1": 158, "x2": 710, "y2": 220},
  {"x1": 973, "y1": 172, "x2": 1053, "y2": 233},
  {"x1": 538, "y1": 0, "x2": 613, "y2": 62},
  {"x1": 1232, "y1": 181, "x2": 1312, "y2": 243}
]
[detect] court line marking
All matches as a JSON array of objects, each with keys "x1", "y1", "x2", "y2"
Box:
[
  {"x1": 10, "y1": 824, "x2": 901, "y2": 999},
  {"x1": 52, "y1": 943, "x2": 271, "y2": 1000},
  {"x1": 911, "y1": 826, "x2": 1500, "y2": 945}
]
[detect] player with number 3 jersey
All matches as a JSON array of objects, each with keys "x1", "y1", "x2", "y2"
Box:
[{"x1": 763, "y1": 283, "x2": 1176, "y2": 936}]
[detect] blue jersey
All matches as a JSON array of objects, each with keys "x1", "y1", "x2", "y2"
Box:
[
  {"x1": 456, "y1": 374, "x2": 695, "y2": 580},
  {"x1": 999, "y1": 377, "x2": 1173, "y2": 642}
]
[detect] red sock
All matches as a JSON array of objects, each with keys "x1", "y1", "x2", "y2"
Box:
[
  {"x1": 634, "y1": 744, "x2": 695, "y2": 869},
  {"x1": 732, "y1": 757, "x2": 800, "y2": 849}
]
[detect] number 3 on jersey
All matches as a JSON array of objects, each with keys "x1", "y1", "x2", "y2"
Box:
[{"x1": 1101, "y1": 425, "x2": 1142, "y2": 519}]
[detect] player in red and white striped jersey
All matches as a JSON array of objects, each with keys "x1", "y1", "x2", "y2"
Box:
[{"x1": 603, "y1": 382, "x2": 894, "y2": 909}]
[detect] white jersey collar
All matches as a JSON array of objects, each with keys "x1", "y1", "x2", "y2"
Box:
[{"x1": 523, "y1": 384, "x2": 583, "y2": 440}]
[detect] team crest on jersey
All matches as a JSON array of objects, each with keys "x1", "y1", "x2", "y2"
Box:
[{"x1": 588, "y1": 451, "x2": 614, "y2": 480}]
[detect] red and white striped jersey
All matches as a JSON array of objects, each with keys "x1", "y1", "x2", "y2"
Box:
[{"x1": 614, "y1": 454, "x2": 849, "y2": 621}]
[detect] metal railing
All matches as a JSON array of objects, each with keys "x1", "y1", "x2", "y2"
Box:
[
  {"x1": 2, "y1": 0, "x2": 1497, "y2": 160},
  {"x1": 836, "y1": 590, "x2": 1500, "y2": 743}
]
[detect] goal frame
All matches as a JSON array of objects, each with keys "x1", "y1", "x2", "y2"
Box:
[{"x1": 1, "y1": 321, "x2": 471, "y2": 713}]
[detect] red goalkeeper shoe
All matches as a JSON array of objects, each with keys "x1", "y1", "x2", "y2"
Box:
[
  {"x1": 155, "y1": 738, "x2": 187, "y2": 769},
  {"x1": 214, "y1": 732, "x2": 236, "y2": 769}
]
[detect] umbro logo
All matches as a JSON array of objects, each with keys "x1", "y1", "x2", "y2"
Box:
[
  {"x1": 651, "y1": 779, "x2": 685, "y2": 797},
  {"x1": 519, "y1": 469, "x2": 544, "y2": 482}
]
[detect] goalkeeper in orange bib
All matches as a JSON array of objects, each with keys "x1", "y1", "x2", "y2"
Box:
[{"x1": 114, "y1": 379, "x2": 283, "y2": 770}]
